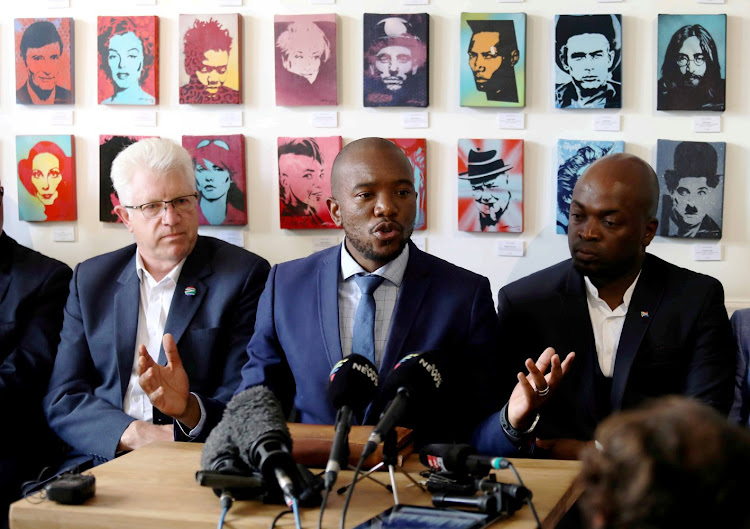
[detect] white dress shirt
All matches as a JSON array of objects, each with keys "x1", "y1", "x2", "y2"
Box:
[
  {"x1": 584, "y1": 273, "x2": 641, "y2": 378},
  {"x1": 338, "y1": 240, "x2": 409, "y2": 368}
]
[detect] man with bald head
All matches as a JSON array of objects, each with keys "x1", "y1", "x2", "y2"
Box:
[{"x1": 473, "y1": 153, "x2": 735, "y2": 458}]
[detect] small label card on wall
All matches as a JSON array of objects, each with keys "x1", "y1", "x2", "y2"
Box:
[
  {"x1": 310, "y1": 0, "x2": 335, "y2": 4},
  {"x1": 596, "y1": 0, "x2": 623, "y2": 3},
  {"x1": 403, "y1": 0, "x2": 429, "y2": 4},
  {"x1": 411, "y1": 235, "x2": 427, "y2": 252},
  {"x1": 497, "y1": 0, "x2": 524, "y2": 3},
  {"x1": 52, "y1": 227, "x2": 75, "y2": 242},
  {"x1": 496, "y1": 240, "x2": 524, "y2": 257},
  {"x1": 217, "y1": 0, "x2": 242, "y2": 5},
  {"x1": 593, "y1": 114, "x2": 621, "y2": 132},
  {"x1": 693, "y1": 116, "x2": 721, "y2": 133},
  {"x1": 693, "y1": 244, "x2": 722, "y2": 261},
  {"x1": 133, "y1": 111, "x2": 157, "y2": 127},
  {"x1": 401, "y1": 112, "x2": 429, "y2": 129},
  {"x1": 50, "y1": 111, "x2": 73, "y2": 126},
  {"x1": 218, "y1": 111, "x2": 243, "y2": 127},
  {"x1": 203, "y1": 230, "x2": 244, "y2": 247},
  {"x1": 48, "y1": 0, "x2": 70, "y2": 7},
  {"x1": 311, "y1": 111, "x2": 338, "y2": 128},
  {"x1": 497, "y1": 113, "x2": 525, "y2": 130},
  {"x1": 133, "y1": 0, "x2": 156, "y2": 5},
  {"x1": 312, "y1": 237, "x2": 339, "y2": 253},
  {"x1": 697, "y1": 0, "x2": 725, "y2": 4}
]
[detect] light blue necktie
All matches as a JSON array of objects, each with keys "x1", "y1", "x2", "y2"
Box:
[{"x1": 352, "y1": 274, "x2": 385, "y2": 364}]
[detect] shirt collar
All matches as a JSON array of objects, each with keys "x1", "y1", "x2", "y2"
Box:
[
  {"x1": 584, "y1": 271, "x2": 641, "y2": 312},
  {"x1": 135, "y1": 251, "x2": 186, "y2": 287},
  {"x1": 340, "y1": 238, "x2": 409, "y2": 287}
]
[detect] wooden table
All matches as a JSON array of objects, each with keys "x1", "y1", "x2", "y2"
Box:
[{"x1": 10, "y1": 442, "x2": 582, "y2": 529}]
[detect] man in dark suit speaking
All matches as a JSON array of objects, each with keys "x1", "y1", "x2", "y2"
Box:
[
  {"x1": 44, "y1": 138, "x2": 270, "y2": 470},
  {"x1": 473, "y1": 153, "x2": 734, "y2": 458}
]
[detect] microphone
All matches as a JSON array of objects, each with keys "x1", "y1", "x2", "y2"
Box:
[
  {"x1": 361, "y1": 351, "x2": 445, "y2": 461},
  {"x1": 225, "y1": 386, "x2": 301, "y2": 506},
  {"x1": 419, "y1": 444, "x2": 510, "y2": 475},
  {"x1": 324, "y1": 354, "x2": 379, "y2": 491}
]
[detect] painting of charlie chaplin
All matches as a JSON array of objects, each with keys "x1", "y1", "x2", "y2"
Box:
[{"x1": 458, "y1": 139, "x2": 523, "y2": 232}]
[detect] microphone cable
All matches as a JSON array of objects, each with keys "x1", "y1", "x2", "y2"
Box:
[
  {"x1": 505, "y1": 461, "x2": 541, "y2": 529},
  {"x1": 217, "y1": 492, "x2": 233, "y2": 529},
  {"x1": 339, "y1": 454, "x2": 367, "y2": 529},
  {"x1": 317, "y1": 487, "x2": 331, "y2": 529}
]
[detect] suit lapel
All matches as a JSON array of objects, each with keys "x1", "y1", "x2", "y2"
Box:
[
  {"x1": 114, "y1": 252, "x2": 140, "y2": 400},
  {"x1": 319, "y1": 246, "x2": 343, "y2": 370},
  {"x1": 611, "y1": 255, "x2": 663, "y2": 410},
  {"x1": 162, "y1": 238, "x2": 210, "y2": 364}
]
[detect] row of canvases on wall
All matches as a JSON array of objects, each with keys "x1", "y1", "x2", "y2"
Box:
[
  {"x1": 15, "y1": 12, "x2": 726, "y2": 110},
  {"x1": 16, "y1": 134, "x2": 726, "y2": 240}
]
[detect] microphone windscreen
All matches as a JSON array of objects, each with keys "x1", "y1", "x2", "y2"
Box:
[
  {"x1": 201, "y1": 413, "x2": 241, "y2": 471},
  {"x1": 382, "y1": 350, "x2": 445, "y2": 403},
  {"x1": 327, "y1": 354, "x2": 379, "y2": 412}
]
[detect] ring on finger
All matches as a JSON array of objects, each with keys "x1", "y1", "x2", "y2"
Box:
[{"x1": 536, "y1": 385, "x2": 550, "y2": 397}]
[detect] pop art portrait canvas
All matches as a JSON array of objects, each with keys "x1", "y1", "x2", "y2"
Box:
[
  {"x1": 554, "y1": 14, "x2": 622, "y2": 109},
  {"x1": 655, "y1": 139, "x2": 725, "y2": 239},
  {"x1": 556, "y1": 139, "x2": 624, "y2": 234},
  {"x1": 657, "y1": 14, "x2": 726, "y2": 111},
  {"x1": 17, "y1": 135, "x2": 76, "y2": 222},
  {"x1": 278, "y1": 136, "x2": 341, "y2": 230},
  {"x1": 100, "y1": 135, "x2": 155, "y2": 223},
  {"x1": 460, "y1": 13, "x2": 525, "y2": 108},
  {"x1": 275, "y1": 14, "x2": 337, "y2": 107},
  {"x1": 458, "y1": 139, "x2": 523, "y2": 233},
  {"x1": 364, "y1": 14, "x2": 429, "y2": 107},
  {"x1": 183, "y1": 135, "x2": 247, "y2": 226},
  {"x1": 388, "y1": 138, "x2": 426, "y2": 230},
  {"x1": 15, "y1": 18, "x2": 74, "y2": 105},
  {"x1": 98, "y1": 16, "x2": 158, "y2": 105},
  {"x1": 179, "y1": 14, "x2": 241, "y2": 104}
]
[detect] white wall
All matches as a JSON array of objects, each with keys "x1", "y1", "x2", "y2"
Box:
[{"x1": 2, "y1": 0, "x2": 749, "y2": 308}]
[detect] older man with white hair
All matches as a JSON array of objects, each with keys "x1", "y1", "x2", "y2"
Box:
[{"x1": 44, "y1": 138, "x2": 269, "y2": 471}]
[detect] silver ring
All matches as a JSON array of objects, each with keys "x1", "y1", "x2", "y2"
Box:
[{"x1": 537, "y1": 385, "x2": 550, "y2": 397}]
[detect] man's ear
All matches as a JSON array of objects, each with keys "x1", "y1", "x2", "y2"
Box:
[
  {"x1": 607, "y1": 49, "x2": 615, "y2": 69},
  {"x1": 326, "y1": 197, "x2": 343, "y2": 227},
  {"x1": 509, "y1": 49, "x2": 519, "y2": 67},
  {"x1": 114, "y1": 205, "x2": 135, "y2": 233},
  {"x1": 643, "y1": 217, "x2": 658, "y2": 247}
]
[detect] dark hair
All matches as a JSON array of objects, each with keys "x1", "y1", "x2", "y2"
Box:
[
  {"x1": 555, "y1": 15, "x2": 621, "y2": 72},
  {"x1": 467, "y1": 19, "x2": 518, "y2": 58},
  {"x1": 183, "y1": 18, "x2": 232, "y2": 76},
  {"x1": 557, "y1": 145, "x2": 613, "y2": 219},
  {"x1": 20, "y1": 20, "x2": 63, "y2": 62},
  {"x1": 98, "y1": 17, "x2": 155, "y2": 86},
  {"x1": 278, "y1": 138, "x2": 323, "y2": 164},
  {"x1": 661, "y1": 24, "x2": 722, "y2": 83},
  {"x1": 579, "y1": 396, "x2": 750, "y2": 529}
]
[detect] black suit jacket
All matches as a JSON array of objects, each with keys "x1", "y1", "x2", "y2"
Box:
[
  {"x1": 0, "y1": 232, "x2": 71, "y2": 501},
  {"x1": 494, "y1": 254, "x2": 735, "y2": 441}
]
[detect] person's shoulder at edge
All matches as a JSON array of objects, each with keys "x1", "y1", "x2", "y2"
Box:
[{"x1": 7, "y1": 234, "x2": 71, "y2": 276}]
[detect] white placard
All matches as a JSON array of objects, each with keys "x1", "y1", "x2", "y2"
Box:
[
  {"x1": 310, "y1": 0, "x2": 335, "y2": 4},
  {"x1": 693, "y1": 244, "x2": 722, "y2": 261},
  {"x1": 48, "y1": 0, "x2": 70, "y2": 7},
  {"x1": 496, "y1": 240, "x2": 524, "y2": 257},
  {"x1": 596, "y1": 0, "x2": 623, "y2": 3},
  {"x1": 497, "y1": 113, "x2": 525, "y2": 130},
  {"x1": 697, "y1": 0, "x2": 725, "y2": 4},
  {"x1": 133, "y1": 0, "x2": 156, "y2": 5},
  {"x1": 403, "y1": 0, "x2": 429, "y2": 4},
  {"x1": 207, "y1": 230, "x2": 244, "y2": 247},
  {"x1": 50, "y1": 111, "x2": 74, "y2": 126},
  {"x1": 312, "y1": 237, "x2": 339, "y2": 253},
  {"x1": 693, "y1": 116, "x2": 721, "y2": 133},
  {"x1": 217, "y1": 0, "x2": 242, "y2": 5},
  {"x1": 411, "y1": 235, "x2": 427, "y2": 252},
  {"x1": 133, "y1": 111, "x2": 157, "y2": 127},
  {"x1": 497, "y1": 0, "x2": 524, "y2": 3},
  {"x1": 52, "y1": 227, "x2": 75, "y2": 242},
  {"x1": 401, "y1": 112, "x2": 429, "y2": 129},
  {"x1": 311, "y1": 112, "x2": 338, "y2": 128},
  {"x1": 218, "y1": 111, "x2": 243, "y2": 127},
  {"x1": 593, "y1": 114, "x2": 621, "y2": 132}
]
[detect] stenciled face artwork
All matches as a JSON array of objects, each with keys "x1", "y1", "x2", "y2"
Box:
[
  {"x1": 107, "y1": 31, "x2": 143, "y2": 91},
  {"x1": 27, "y1": 41, "x2": 62, "y2": 91},
  {"x1": 195, "y1": 158, "x2": 231, "y2": 201},
  {"x1": 470, "y1": 174, "x2": 511, "y2": 219},
  {"x1": 375, "y1": 45, "x2": 414, "y2": 91},
  {"x1": 468, "y1": 32, "x2": 504, "y2": 90},
  {"x1": 564, "y1": 33, "x2": 614, "y2": 89},
  {"x1": 196, "y1": 49, "x2": 229, "y2": 94},
  {"x1": 670, "y1": 176, "x2": 711, "y2": 227},
  {"x1": 283, "y1": 47, "x2": 323, "y2": 84},
  {"x1": 31, "y1": 152, "x2": 62, "y2": 205},
  {"x1": 279, "y1": 153, "x2": 324, "y2": 208},
  {"x1": 677, "y1": 35, "x2": 707, "y2": 86}
]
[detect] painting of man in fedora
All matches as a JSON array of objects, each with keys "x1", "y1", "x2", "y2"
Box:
[
  {"x1": 656, "y1": 140, "x2": 725, "y2": 239},
  {"x1": 458, "y1": 139, "x2": 524, "y2": 233}
]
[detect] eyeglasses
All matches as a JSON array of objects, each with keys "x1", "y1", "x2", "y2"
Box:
[
  {"x1": 123, "y1": 193, "x2": 198, "y2": 219},
  {"x1": 676, "y1": 53, "x2": 706, "y2": 67}
]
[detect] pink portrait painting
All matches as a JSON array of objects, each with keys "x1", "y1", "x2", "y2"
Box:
[
  {"x1": 15, "y1": 18, "x2": 74, "y2": 105},
  {"x1": 388, "y1": 138, "x2": 427, "y2": 230},
  {"x1": 278, "y1": 136, "x2": 341, "y2": 229},
  {"x1": 97, "y1": 16, "x2": 158, "y2": 105},
  {"x1": 182, "y1": 135, "x2": 247, "y2": 226},
  {"x1": 275, "y1": 14, "x2": 338, "y2": 106},
  {"x1": 458, "y1": 139, "x2": 524, "y2": 233}
]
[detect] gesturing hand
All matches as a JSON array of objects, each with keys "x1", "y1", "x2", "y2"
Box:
[{"x1": 138, "y1": 333, "x2": 190, "y2": 419}]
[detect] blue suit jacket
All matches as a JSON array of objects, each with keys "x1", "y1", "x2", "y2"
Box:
[
  {"x1": 729, "y1": 309, "x2": 750, "y2": 427},
  {"x1": 236, "y1": 241, "x2": 500, "y2": 443},
  {"x1": 0, "y1": 232, "x2": 71, "y2": 500},
  {"x1": 44, "y1": 236, "x2": 270, "y2": 465},
  {"x1": 474, "y1": 254, "x2": 735, "y2": 453}
]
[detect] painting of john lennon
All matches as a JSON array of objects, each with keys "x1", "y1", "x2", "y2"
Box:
[
  {"x1": 97, "y1": 16, "x2": 158, "y2": 105},
  {"x1": 179, "y1": 14, "x2": 241, "y2": 104},
  {"x1": 182, "y1": 134, "x2": 247, "y2": 226},
  {"x1": 17, "y1": 135, "x2": 77, "y2": 222}
]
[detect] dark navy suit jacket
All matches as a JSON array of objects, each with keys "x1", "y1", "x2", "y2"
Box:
[
  {"x1": 0, "y1": 233, "x2": 71, "y2": 503},
  {"x1": 729, "y1": 309, "x2": 750, "y2": 427},
  {"x1": 473, "y1": 254, "x2": 735, "y2": 453},
  {"x1": 44, "y1": 236, "x2": 270, "y2": 466},
  {"x1": 236, "y1": 241, "x2": 500, "y2": 444}
]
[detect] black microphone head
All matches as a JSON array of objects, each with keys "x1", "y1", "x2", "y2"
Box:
[
  {"x1": 201, "y1": 416, "x2": 242, "y2": 471},
  {"x1": 419, "y1": 443, "x2": 476, "y2": 473},
  {"x1": 383, "y1": 350, "x2": 445, "y2": 401},
  {"x1": 327, "y1": 353, "x2": 379, "y2": 412}
]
